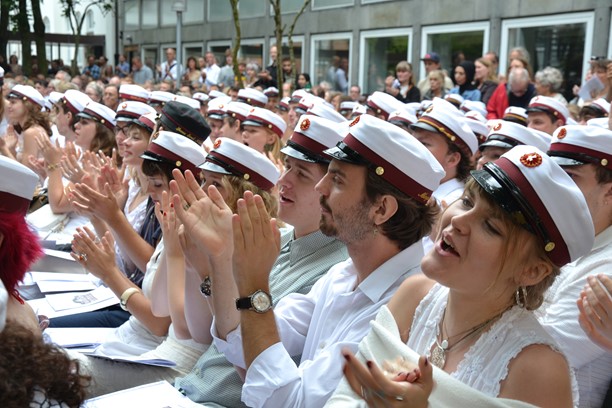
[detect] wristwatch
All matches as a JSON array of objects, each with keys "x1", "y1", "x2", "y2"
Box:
[{"x1": 235, "y1": 290, "x2": 272, "y2": 313}]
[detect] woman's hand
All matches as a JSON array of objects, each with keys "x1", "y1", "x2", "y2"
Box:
[
  {"x1": 155, "y1": 190, "x2": 183, "y2": 257},
  {"x1": 342, "y1": 349, "x2": 433, "y2": 408},
  {"x1": 70, "y1": 182, "x2": 123, "y2": 224},
  {"x1": 60, "y1": 153, "x2": 87, "y2": 183},
  {"x1": 71, "y1": 227, "x2": 118, "y2": 282},
  {"x1": 97, "y1": 164, "x2": 128, "y2": 209},
  {"x1": 578, "y1": 274, "x2": 612, "y2": 351},
  {"x1": 35, "y1": 131, "x2": 63, "y2": 166}
]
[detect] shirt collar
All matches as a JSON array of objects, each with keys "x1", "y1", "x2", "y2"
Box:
[
  {"x1": 432, "y1": 178, "x2": 464, "y2": 201},
  {"x1": 593, "y1": 224, "x2": 612, "y2": 252},
  {"x1": 287, "y1": 229, "x2": 340, "y2": 266},
  {"x1": 358, "y1": 240, "x2": 424, "y2": 303}
]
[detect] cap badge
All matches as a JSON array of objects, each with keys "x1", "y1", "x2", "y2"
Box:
[
  {"x1": 557, "y1": 128, "x2": 567, "y2": 139},
  {"x1": 176, "y1": 160, "x2": 182, "y2": 167},
  {"x1": 349, "y1": 116, "x2": 361, "y2": 127},
  {"x1": 214, "y1": 139, "x2": 222, "y2": 149},
  {"x1": 493, "y1": 122, "x2": 502, "y2": 131},
  {"x1": 520, "y1": 152, "x2": 543, "y2": 168},
  {"x1": 375, "y1": 166, "x2": 385, "y2": 176},
  {"x1": 425, "y1": 105, "x2": 434, "y2": 114},
  {"x1": 152, "y1": 131, "x2": 159, "y2": 140},
  {"x1": 268, "y1": 124, "x2": 273, "y2": 129},
  {"x1": 300, "y1": 118, "x2": 311, "y2": 131},
  {"x1": 545, "y1": 242, "x2": 555, "y2": 252},
  {"x1": 601, "y1": 158, "x2": 609, "y2": 166},
  {"x1": 418, "y1": 192, "x2": 431, "y2": 202},
  {"x1": 243, "y1": 173, "x2": 250, "y2": 181},
  {"x1": 121, "y1": 103, "x2": 128, "y2": 109}
]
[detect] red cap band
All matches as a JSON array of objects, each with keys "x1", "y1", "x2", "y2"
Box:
[
  {"x1": 147, "y1": 143, "x2": 200, "y2": 176},
  {"x1": 207, "y1": 150, "x2": 274, "y2": 191},
  {"x1": 549, "y1": 142, "x2": 612, "y2": 170}
]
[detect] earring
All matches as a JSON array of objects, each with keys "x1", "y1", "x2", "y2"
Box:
[{"x1": 515, "y1": 286, "x2": 527, "y2": 308}]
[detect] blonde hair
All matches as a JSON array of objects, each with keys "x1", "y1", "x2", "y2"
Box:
[
  {"x1": 475, "y1": 57, "x2": 498, "y2": 82},
  {"x1": 464, "y1": 178, "x2": 559, "y2": 310},
  {"x1": 264, "y1": 131, "x2": 284, "y2": 163},
  {"x1": 221, "y1": 174, "x2": 279, "y2": 218}
]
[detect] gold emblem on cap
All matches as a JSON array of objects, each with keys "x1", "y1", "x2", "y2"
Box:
[
  {"x1": 268, "y1": 124, "x2": 273, "y2": 129},
  {"x1": 214, "y1": 139, "x2": 222, "y2": 149},
  {"x1": 152, "y1": 131, "x2": 159, "y2": 140},
  {"x1": 243, "y1": 173, "x2": 250, "y2": 180},
  {"x1": 419, "y1": 192, "x2": 431, "y2": 202},
  {"x1": 425, "y1": 105, "x2": 434, "y2": 114},
  {"x1": 101, "y1": 119, "x2": 105, "y2": 124},
  {"x1": 545, "y1": 242, "x2": 555, "y2": 252},
  {"x1": 349, "y1": 116, "x2": 361, "y2": 127},
  {"x1": 520, "y1": 152, "x2": 543, "y2": 168},
  {"x1": 121, "y1": 103, "x2": 128, "y2": 109},
  {"x1": 176, "y1": 160, "x2": 182, "y2": 167},
  {"x1": 602, "y1": 158, "x2": 609, "y2": 166},
  {"x1": 300, "y1": 118, "x2": 311, "y2": 131},
  {"x1": 557, "y1": 128, "x2": 567, "y2": 139},
  {"x1": 450, "y1": 135, "x2": 456, "y2": 142},
  {"x1": 219, "y1": 104, "x2": 224, "y2": 109},
  {"x1": 493, "y1": 122, "x2": 502, "y2": 131},
  {"x1": 375, "y1": 166, "x2": 384, "y2": 176}
]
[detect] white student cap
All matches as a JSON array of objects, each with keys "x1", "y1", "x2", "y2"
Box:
[
  {"x1": 324, "y1": 114, "x2": 445, "y2": 204},
  {"x1": 460, "y1": 100, "x2": 487, "y2": 117},
  {"x1": 207, "y1": 96, "x2": 232, "y2": 121},
  {"x1": 365, "y1": 91, "x2": 405, "y2": 120},
  {"x1": 201, "y1": 137, "x2": 280, "y2": 191},
  {"x1": 388, "y1": 109, "x2": 418, "y2": 128},
  {"x1": 8, "y1": 84, "x2": 45, "y2": 109},
  {"x1": 119, "y1": 84, "x2": 150, "y2": 103},
  {"x1": 173, "y1": 94, "x2": 200, "y2": 110},
  {"x1": 464, "y1": 111, "x2": 489, "y2": 144},
  {"x1": 237, "y1": 88, "x2": 268, "y2": 108},
  {"x1": 264, "y1": 87, "x2": 279, "y2": 97},
  {"x1": 133, "y1": 112, "x2": 157, "y2": 133},
  {"x1": 149, "y1": 91, "x2": 175, "y2": 107},
  {"x1": 115, "y1": 101, "x2": 156, "y2": 122},
  {"x1": 548, "y1": 125, "x2": 612, "y2": 170},
  {"x1": 282, "y1": 114, "x2": 347, "y2": 164},
  {"x1": 444, "y1": 93, "x2": 464, "y2": 109},
  {"x1": 527, "y1": 96, "x2": 569, "y2": 125},
  {"x1": 62, "y1": 89, "x2": 92, "y2": 114},
  {"x1": 307, "y1": 101, "x2": 347, "y2": 123},
  {"x1": 411, "y1": 97, "x2": 479, "y2": 155},
  {"x1": 472, "y1": 145, "x2": 594, "y2": 266},
  {"x1": 223, "y1": 101, "x2": 251, "y2": 122},
  {"x1": 503, "y1": 106, "x2": 528, "y2": 126},
  {"x1": 141, "y1": 131, "x2": 206, "y2": 176},
  {"x1": 242, "y1": 107, "x2": 287, "y2": 138},
  {"x1": 0, "y1": 155, "x2": 39, "y2": 215},
  {"x1": 192, "y1": 92, "x2": 210, "y2": 104},
  {"x1": 208, "y1": 90, "x2": 227, "y2": 99},
  {"x1": 77, "y1": 101, "x2": 117, "y2": 130},
  {"x1": 480, "y1": 120, "x2": 549, "y2": 152}
]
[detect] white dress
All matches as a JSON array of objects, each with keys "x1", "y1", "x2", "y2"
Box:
[
  {"x1": 407, "y1": 284, "x2": 579, "y2": 404},
  {"x1": 114, "y1": 178, "x2": 148, "y2": 277}
]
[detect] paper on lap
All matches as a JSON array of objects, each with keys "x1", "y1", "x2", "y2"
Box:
[{"x1": 83, "y1": 381, "x2": 200, "y2": 407}]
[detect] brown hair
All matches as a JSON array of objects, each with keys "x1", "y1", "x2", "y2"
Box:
[
  {"x1": 595, "y1": 165, "x2": 612, "y2": 185},
  {"x1": 364, "y1": 169, "x2": 438, "y2": 250},
  {"x1": 89, "y1": 122, "x2": 119, "y2": 167},
  {"x1": 449, "y1": 140, "x2": 473, "y2": 182},
  {"x1": 475, "y1": 57, "x2": 498, "y2": 82},
  {"x1": 221, "y1": 174, "x2": 278, "y2": 218},
  {"x1": 13, "y1": 99, "x2": 52, "y2": 137},
  {"x1": 0, "y1": 321, "x2": 91, "y2": 407},
  {"x1": 464, "y1": 178, "x2": 559, "y2": 310},
  {"x1": 396, "y1": 61, "x2": 416, "y2": 87}
]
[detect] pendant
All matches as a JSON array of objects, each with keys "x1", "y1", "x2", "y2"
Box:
[{"x1": 430, "y1": 344, "x2": 446, "y2": 369}]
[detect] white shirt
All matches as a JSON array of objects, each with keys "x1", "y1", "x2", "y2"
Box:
[
  {"x1": 213, "y1": 241, "x2": 425, "y2": 408},
  {"x1": 537, "y1": 225, "x2": 612, "y2": 408},
  {"x1": 160, "y1": 60, "x2": 181, "y2": 81},
  {"x1": 202, "y1": 64, "x2": 221, "y2": 88},
  {"x1": 423, "y1": 178, "x2": 465, "y2": 253}
]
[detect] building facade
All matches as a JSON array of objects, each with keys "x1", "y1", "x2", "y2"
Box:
[{"x1": 122, "y1": 0, "x2": 610, "y2": 95}]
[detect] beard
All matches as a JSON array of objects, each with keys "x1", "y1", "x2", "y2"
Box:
[{"x1": 319, "y1": 196, "x2": 373, "y2": 244}]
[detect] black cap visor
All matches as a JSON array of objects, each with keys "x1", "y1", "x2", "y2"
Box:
[{"x1": 323, "y1": 141, "x2": 371, "y2": 166}]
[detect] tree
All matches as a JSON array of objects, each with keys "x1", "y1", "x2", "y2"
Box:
[
  {"x1": 31, "y1": 0, "x2": 47, "y2": 77},
  {"x1": 16, "y1": 0, "x2": 32, "y2": 76},
  {"x1": 229, "y1": 0, "x2": 244, "y2": 89},
  {"x1": 60, "y1": 0, "x2": 113, "y2": 75},
  {"x1": 268, "y1": 0, "x2": 311, "y2": 94}
]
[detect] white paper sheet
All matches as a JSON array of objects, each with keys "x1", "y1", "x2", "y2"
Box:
[
  {"x1": 45, "y1": 286, "x2": 117, "y2": 312},
  {"x1": 45, "y1": 327, "x2": 115, "y2": 348},
  {"x1": 83, "y1": 381, "x2": 201, "y2": 408},
  {"x1": 28, "y1": 289, "x2": 119, "y2": 319}
]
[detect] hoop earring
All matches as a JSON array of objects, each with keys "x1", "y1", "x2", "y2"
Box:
[{"x1": 515, "y1": 286, "x2": 527, "y2": 308}]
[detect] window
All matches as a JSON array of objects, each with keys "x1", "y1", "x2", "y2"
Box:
[
  {"x1": 208, "y1": 40, "x2": 232, "y2": 66},
  {"x1": 239, "y1": 39, "x2": 265, "y2": 68},
  {"x1": 142, "y1": 46, "x2": 158, "y2": 74},
  {"x1": 279, "y1": 0, "x2": 307, "y2": 14},
  {"x1": 360, "y1": 28, "x2": 412, "y2": 94},
  {"x1": 239, "y1": 2, "x2": 266, "y2": 18},
  {"x1": 184, "y1": 0, "x2": 205, "y2": 24},
  {"x1": 271, "y1": 36, "x2": 305, "y2": 73},
  {"x1": 420, "y1": 21, "x2": 490, "y2": 81},
  {"x1": 208, "y1": 1, "x2": 231, "y2": 22},
  {"x1": 86, "y1": 10, "x2": 95, "y2": 31},
  {"x1": 124, "y1": 0, "x2": 139, "y2": 30},
  {"x1": 312, "y1": 0, "x2": 354, "y2": 10},
  {"x1": 500, "y1": 12, "x2": 594, "y2": 98},
  {"x1": 311, "y1": 33, "x2": 351, "y2": 93},
  {"x1": 184, "y1": 44, "x2": 204, "y2": 61},
  {"x1": 141, "y1": 0, "x2": 158, "y2": 29}
]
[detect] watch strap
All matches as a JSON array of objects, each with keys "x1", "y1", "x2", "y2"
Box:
[{"x1": 235, "y1": 296, "x2": 253, "y2": 310}]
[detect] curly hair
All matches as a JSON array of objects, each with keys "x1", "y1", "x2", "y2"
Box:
[
  {"x1": 89, "y1": 122, "x2": 117, "y2": 160},
  {"x1": 364, "y1": 169, "x2": 438, "y2": 251},
  {"x1": 0, "y1": 212, "x2": 44, "y2": 297},
  {"x1": 221, "y1": 174, "x2": 278, "y2": 217},
  {"x1": 464, "y1": 178, "x2": 559, "y2": 310},
  {"x1": 0, "y1": 321, "x2": 91, "y2": 408}
]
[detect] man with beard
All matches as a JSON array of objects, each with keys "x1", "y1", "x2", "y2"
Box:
[{"x1": 210, "y1": 114, "x2": 444, "y2": 407}]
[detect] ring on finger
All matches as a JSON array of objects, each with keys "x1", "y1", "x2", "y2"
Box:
[
  {"x1": 78, "y1": 253, "x2": 88, "y2": 262},
  {"x1": 184, "y1": 203, "x2": 191, "y2": 211},
  {"x1": 394, "y1": 394, "x2": 405, "y2": 401},
  {"x1": 94, "y1": 237, "x2": 101, "y2": 244}
]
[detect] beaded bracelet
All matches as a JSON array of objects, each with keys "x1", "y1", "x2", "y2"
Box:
[{"x1": 47, "y1": 162, "x2": 60, "y2": 171}]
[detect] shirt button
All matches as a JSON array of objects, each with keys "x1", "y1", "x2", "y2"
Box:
[{"x1": 319, "y1": 342, "x2": 326, "y2": 349}]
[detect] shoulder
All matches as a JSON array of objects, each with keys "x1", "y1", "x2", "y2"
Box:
[
  {"x1": 388, "y1": 274, "x2": 435, "y2": 342},
  {"x1": 500, "y1": 343, "x2": 573, "y2": 407},
  {"x1": 23, "y1": 126, "x2": 45, "y2": 138}
]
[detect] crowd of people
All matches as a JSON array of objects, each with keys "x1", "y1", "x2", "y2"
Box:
[{"x1": 0, "y1": 42, "x2": 610, "y2": 408}]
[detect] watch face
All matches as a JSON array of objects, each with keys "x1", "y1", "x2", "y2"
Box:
[{"x1": 252, "y1": 291, "x2": 271, "y2": 312}]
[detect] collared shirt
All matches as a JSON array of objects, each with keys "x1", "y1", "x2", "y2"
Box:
[
  {"x1": 175, "y1": 228, "x2": 348, "y2": 407},
  {"x1": 82, "y1": 63, "x2": 101, "y2": 80},
  {"x1": 201, "y1": 64, "x2": 221, "y2": 88},
  {"x1": 161, "y1": 60, "x2": 181, "y2": 81},
  {"x1": 133, "y1": 65, "x2": 154, "y2": 85},
  {"x1": 538, "y1": 225, "x2": 612, "y2": 408},
  {"x1": 213, "y1": 240, "x2": 424, "y2": 408}
]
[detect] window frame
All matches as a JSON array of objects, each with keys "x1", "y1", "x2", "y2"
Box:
[
  {"x1": 270, "y1": 35, "x2": 306, "y2": 73},
  {"x1": 419, "y1": 21, "x2": 490, "y2": 81},
  {"x1": 499, "y1": 12, "x2": 594, "y2": 79},
  {"x1": 310, "y1": 32, "x2": 353, "y2": 89},
  {"x1": 359, "y1": 27, "x2": 413, "y2": 93},
  {"x1": 312, "y1": 0, "x2": 355, "y2": 12}
]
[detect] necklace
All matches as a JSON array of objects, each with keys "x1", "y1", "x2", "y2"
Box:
[{"x1": 430, "y1": 305, "x2": 510, "y2": 369}]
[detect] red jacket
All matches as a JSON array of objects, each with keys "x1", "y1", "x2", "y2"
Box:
[{"x1": 486, "y1": 82, "x2": 508, "y2": 120}]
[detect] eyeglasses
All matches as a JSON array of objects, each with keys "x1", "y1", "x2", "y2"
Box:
[{"x1": 115, "y1": 124, "x2": 130, "y2": 134}]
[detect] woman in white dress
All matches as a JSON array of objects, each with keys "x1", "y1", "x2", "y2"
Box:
[{"x1": 333, "y1": 145, "x2": 595, "y2": 407}]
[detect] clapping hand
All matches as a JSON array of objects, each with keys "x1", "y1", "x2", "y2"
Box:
[
  {"x1": 578, "y1": 274, "x2": 612, "y2": 351},
  {"x1": 71, "y1": 227, "x2": 117, "y2": 281}
]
